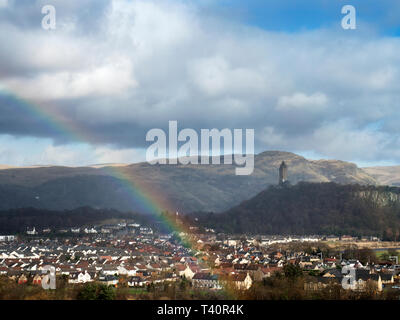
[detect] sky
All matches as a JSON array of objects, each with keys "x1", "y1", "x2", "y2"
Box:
[{"x1": 0, "y1": 0, "x2": 400, "y2": 167}]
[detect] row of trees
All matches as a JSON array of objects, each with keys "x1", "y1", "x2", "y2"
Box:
[{"x1": 1, "y1": 266, "x2": 399, "y2": 300}]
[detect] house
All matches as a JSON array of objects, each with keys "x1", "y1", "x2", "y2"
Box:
[
  {"x1": 304, "y1": 276, "x2": 341, "y2": 291},
  {"x1": 192, "y1": 273, "x2": 221, "y2": 289},
  {"x1": 26, "y1": 228, "x2": 38, "y2": 236},
  {"x1": 377, "y1": 273, "x2": 394, "y2": 290},
  {"x1": 234, "y1": 264, "x2": 263, "y2": 281},
  {"x1": 380, "y1": 273, "x2": 395, "y2": 285},
  {"x1": 183, "y1": 265, "x2": 199, "y2": 280},
  {"x1": 32, "y1": 274, "x2": 42, "y2": 285},
  {"x1": 341, "y1": 235, "x2": 356, "y2": 241},
  {"x1": 118, "y1": 265, "x2": 137, "y2": 276},
  {"x1": 98, "y1": 274, "x2": 119, "y2": 287},
  {"x1": 261, "y1": 266, "x2": 280, "y2": 278},
  {"x1": 274, "y1": 252, "x2": 283, "y2": 259},
  {"x1": 298, "y1": 256, "x2": 313, "y2": 268},
  {"x1": 221, "y1": 273, "x2": 253, "y2": 290},
  {"x1": 322, "y1": 269, "x2": 343, "y2": 278},
  {"x1": 18, "y1": 274, "x2": 28, "y2": 284},
  {"x1": 0, "y1": 235, "x2": 15, "y2": 242},
  {"x1": 324, "y1": 236, "x2": 340, "y2": 242},
  {"x1": 340, "y1": 269, "x2": 394, "y2": 292},
  {"x1": 323, "y1": 258, "x2": 338, "y2": 269},
  {"x1": 101, "y1": 264, "x2": 119, "y2": 275},
  {"x1": 128, "y1": 276, "x2": 146, "y2": 287},
  {"x1": 175, "y1": 264, "x2": 186, "y2": 277},
  {"x1": 84, "y1": 228, "x2": 98, "y2": 234},
  {"x1": 68, "y1": 271, "x2": 93, "y2": 284},
  {"x1": 0, "y1": 266, "x2": 8, "y2": 275}
]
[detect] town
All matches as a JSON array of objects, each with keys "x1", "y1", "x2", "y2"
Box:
[{"x1": 1, "y1": 218, "x2": 399, "y2": 300}]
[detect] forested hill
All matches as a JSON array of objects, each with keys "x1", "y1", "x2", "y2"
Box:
[
  {"x1": 197, "y1": 182, "x2": 400, "y2": 239},
  {"x1": 0, "y1": 207, "x2": 157, "y2": 234}
]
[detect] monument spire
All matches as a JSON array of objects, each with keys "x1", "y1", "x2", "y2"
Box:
[{"x1": 279, "y1": 161, "x2": 288, "y2": 185}]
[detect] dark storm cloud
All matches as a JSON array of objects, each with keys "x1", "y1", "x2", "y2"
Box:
[{"x1": 0, "y1": 93, "x2": 63, "y2": 139}]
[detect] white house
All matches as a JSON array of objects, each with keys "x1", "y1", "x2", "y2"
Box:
[
  {"x1": 68, "y1": 271, "x2": 93, "y2": 284},
  {"x1": 128, "y1": 276, "x2": 146, "y2": 287},
  {"x1": 183, "y1": 265, "x2": 198, "y2": 280},
  {"x1": 26, "y1": 228, "x2": 38, "y2": 235},
  {"x1": 84, "y1": 228, "x2": 98, "y2": 234},
  {"x1": 117, "y1": 265, "x2": 137, "y2": 276},
  {"x1": 0, "y1": 235, "x2": 15, "y2": 242}
]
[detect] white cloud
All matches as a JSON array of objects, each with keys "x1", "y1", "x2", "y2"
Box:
[
  {"x1": 93, "y1": 146, "x2": 146, "y2": 164},
  {"x1": 276, "y1": 92, "x2": 328, "y2": 111},
  {"x1": 259, "y1": 126, "x2": 286, "y2": 147},
  {"x1": 310, "y1": 120, "x2": 388, "y2": 161},
  {"x1": 258, "y1": 119, "x2": 400, "y2": 164},
  {"x1": 0, "y1": 135, "x2": 145, "y2": 166},
  {"x1": 4, "y1": 57, "x2": 136, "y2": 100},
  {"x1": 1, "y1": 0, "x2": 400, "y2": 164}
]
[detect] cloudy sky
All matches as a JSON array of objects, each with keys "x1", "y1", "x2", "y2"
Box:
[{"x1": 0, "y1": 0, "x2": 400, "y2": 167}]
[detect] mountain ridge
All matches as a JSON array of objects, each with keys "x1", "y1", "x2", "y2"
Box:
[
  {"x1": 363, "y1": 166, "x2": 400, "y2": 187},
  {"x1": 0, "y1": 151, "x2": 390, "y2": 213}
]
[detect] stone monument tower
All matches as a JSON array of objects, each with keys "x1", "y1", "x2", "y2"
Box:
[{"x1": 279, "y1": 161, "x2": 288, "y2": 185}]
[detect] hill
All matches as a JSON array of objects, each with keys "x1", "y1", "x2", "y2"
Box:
[
  {"x1": 196, "y1": 182, "x2": 400, "y2": 239},
  {"x1": 363, "y1": 166, "x2": 400, "y2": 187},
  {"x1": 0, "y1": 151, "x2": 378, "y2": 213}
]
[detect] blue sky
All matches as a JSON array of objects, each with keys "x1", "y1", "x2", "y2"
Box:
[
  {"x1": 203, "y1": 0, "x2": 400, "y2": 35},
  {"x1": 0, "y1": 0, "x2": 400, "y2": 167}
]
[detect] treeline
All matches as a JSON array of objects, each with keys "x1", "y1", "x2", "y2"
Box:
[
  {"x1": 2, "y1": 270, "x2": 399, "y2": 301},
  {"x1": 195, "y1": 182, "x2": 400, "y2": 240},
  {"x1": 0, "y1": 206, "x2": 159, "y2": 234}
]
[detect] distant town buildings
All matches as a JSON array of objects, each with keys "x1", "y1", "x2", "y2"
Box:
[
  {"x1": 16, "y1": 220, "x2": 156, "y2": 238},
  {"x1": 0, "y1": 235, "x2": 15, "y2": 242},
  {"x1": 1, "y1": 216, "x2": 394, "y2": 297},
  {"x1": 26, "y1": 227, "x2": 38, "y2": 235},
  {"x1": 0, "y1": 228, "x2": 395, "y2": 295}
]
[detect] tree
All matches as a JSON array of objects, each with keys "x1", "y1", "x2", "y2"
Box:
[
  {"x1": 77, "y1": 283, "x2": 116, "y2": 300},
  {"x1": 357, "y1": 248, "x2": 377, "y2": 265},
  {"x1": 179, "y1": 278, "x2": 189, "y2": 291},
  {"x1": 77, "y1": 283, "x2": 98, "y2": 300},
  {"x1": 283, "y1": 264, "x2": 303, "y2": 280},
  {"x1": 97, "y1": 285, "x2": 116, "y2": 300}
]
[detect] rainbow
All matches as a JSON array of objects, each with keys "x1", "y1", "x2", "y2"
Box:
[
  {"x1": 0, "y1": 89, "x2": 245, "y2": 297},
  {"x1": 1, "y1": 91, "x2": 174, "y2": 210},
  {"x1": 0, "y1": 89, "x2": 202, "y2": 248}
]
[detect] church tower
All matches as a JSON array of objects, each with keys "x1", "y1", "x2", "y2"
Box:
[{"x1": 279, "y1": 161, "x2": 288, "y2": 185}]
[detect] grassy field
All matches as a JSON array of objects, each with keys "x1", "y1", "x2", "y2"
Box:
[
  {"x1": 375, "y1": 249, "x2": 400, "y2": 259},
  {"x1": 325, "y1": 241, "x2": 400, "y2": 250}
]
